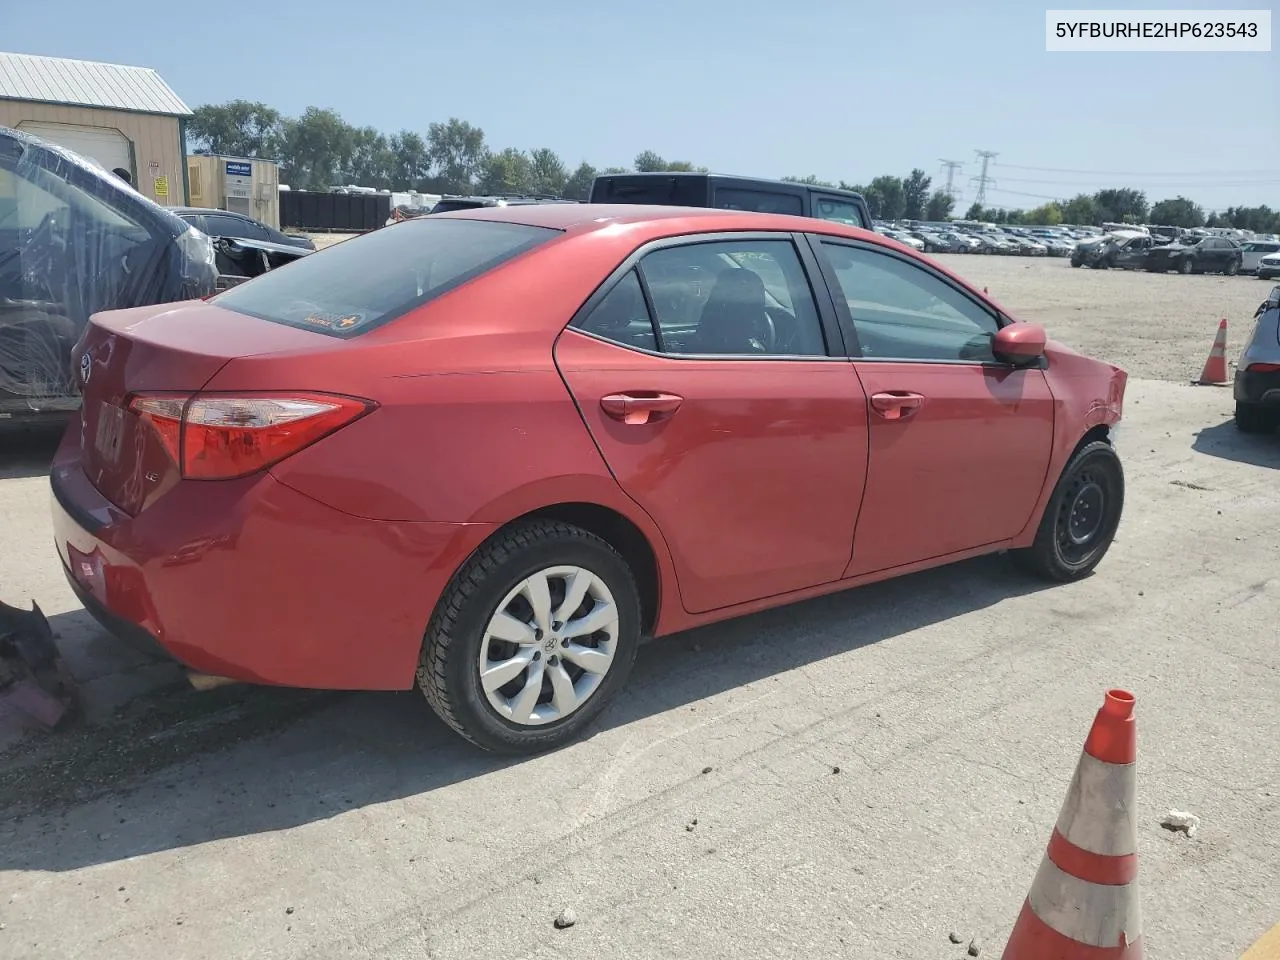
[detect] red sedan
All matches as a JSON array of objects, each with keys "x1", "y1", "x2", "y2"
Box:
[{"x1": 51, "y1": 204, "x2": 1127, "y2": 753}]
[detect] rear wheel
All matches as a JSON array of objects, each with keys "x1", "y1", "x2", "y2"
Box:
[
  {"x1": 1225, "y1": 259, "x2": 1240, "y2": 277},
  {"x1": 1015, "y1": 440, "x2": 1124, "y2": 582},
  {"x1": 1234, "y1": 402, "x2": 1278, "y2": 434},
  {"x1": 1179, "y1": 258, "x2": 1194, "y2": 274},
  {"x1": 416, "y1": 519, "x2": 641, "y2": 754}
]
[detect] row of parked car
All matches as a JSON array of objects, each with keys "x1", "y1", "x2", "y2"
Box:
[
  {"x1": 1069, "y1": 230, "x2": 1280, "y2": 277},
  {"x1": 872, "y1": 222, "x2": 1092, "y2": 258}
]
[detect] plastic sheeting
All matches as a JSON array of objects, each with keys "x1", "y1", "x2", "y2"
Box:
[{"x1": 0, "y1": 126, "x2": 218, "y2": 416}]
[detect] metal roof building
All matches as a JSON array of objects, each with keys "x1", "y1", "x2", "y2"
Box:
[{"x1": 0, "y1": 51, "x2": 192, "y2": 204}]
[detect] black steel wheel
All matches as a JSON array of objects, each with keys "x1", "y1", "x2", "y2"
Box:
[{"x1": 1015, "y1": 440, "x2": 1124, "y2": 582}]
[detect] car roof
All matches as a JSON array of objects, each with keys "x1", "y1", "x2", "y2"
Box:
[{"x1": 433, "y1": 202, "x2": 878, "y2": 238}]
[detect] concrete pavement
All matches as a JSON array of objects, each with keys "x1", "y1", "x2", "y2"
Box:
[{"x1": 0, "y1": 379, "x2": 1276, "y2": 960}]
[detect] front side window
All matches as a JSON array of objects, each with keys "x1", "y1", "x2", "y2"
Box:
[
  {"x1": 820, "y1": 241, "x2": 1000, "y2": 362},
  {"x1": 214, "y1": 217, "x2": 558, "y2": 336},
  {"x1": 639, "y1": 238, "x2": 827, "y2": 356}
]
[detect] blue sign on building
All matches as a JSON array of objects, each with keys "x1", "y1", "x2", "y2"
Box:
[{"x1": 225, "y1": 161, "x2": 252, "y2": 177}]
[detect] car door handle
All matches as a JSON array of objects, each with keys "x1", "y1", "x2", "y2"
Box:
[
  {"x1": 600, "y1": 392, "x2": 684, "y2": 425},
  {"x1": 870, "y1": 391, "x2": 926, "y2": 421}
]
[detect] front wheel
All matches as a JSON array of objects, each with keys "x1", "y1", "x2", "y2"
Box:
[
  {"x1": 416, "y1": 519, "x2": 642, "y2": 754},
  {"x1": 1179, "y1": 258, "x2": 1194, "y2": 274},
  {"x1": 1225, "y1": 259, "x2": 1240, "y2": 276},
  {"x1": 1014, "y1": 440, "x2": 1124, "y2": 582}
]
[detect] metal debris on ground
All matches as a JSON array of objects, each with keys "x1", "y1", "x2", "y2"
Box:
[{"x1": 1161, "y1": 810, "x2": 1201, "y2": 837}]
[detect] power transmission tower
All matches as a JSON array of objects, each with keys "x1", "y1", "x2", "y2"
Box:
[
  {"x1": 970, "y1": 150, "x2": 998, "y2": 207},
  {"x1": 938, "y1": 159, "x2": 963, "y2": 200}
]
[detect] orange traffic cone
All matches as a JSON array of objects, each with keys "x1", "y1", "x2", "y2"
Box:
[
  {"x1": 1001, "y1": 689, "x2": 1142, "y2": 959},
  {"x1": 1196, "y1": 319, "x2": 1229, "y2": 385}
]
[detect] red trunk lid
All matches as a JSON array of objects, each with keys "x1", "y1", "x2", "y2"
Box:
[{"x1": 74, "y1": 301, "x2": 341, "y2": 515}]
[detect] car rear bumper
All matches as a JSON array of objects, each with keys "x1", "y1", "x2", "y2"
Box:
[
  {"x1": 49, "y1": 429, "x2": 497, "y2": 690},
  {"x1": 1233, "y1": 366, "x2": 1280, "y2": 405}
]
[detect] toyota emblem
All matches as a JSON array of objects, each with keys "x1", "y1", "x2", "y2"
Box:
[{"x1": 79, "y1": 353, "x2": 91, "y2": 384}]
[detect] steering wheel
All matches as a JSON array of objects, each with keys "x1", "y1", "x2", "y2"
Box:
[{"x1": 747, "y1": 310, "x2": 777, "y2": 353}]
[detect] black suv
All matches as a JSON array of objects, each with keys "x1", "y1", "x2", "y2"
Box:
[{"x1": 588, "y1": 172, "x2": 872, "y2": 230}]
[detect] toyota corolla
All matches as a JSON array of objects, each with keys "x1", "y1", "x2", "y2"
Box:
[{"x1": 51, "y1": 204, "x2": 1128, "y2": 753}]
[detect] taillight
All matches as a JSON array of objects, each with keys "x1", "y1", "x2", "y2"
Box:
[
  {"x1": 1247, "y1": 362, "x2": 1280, "y2": 373},
  {"x1": 127, "y1": 392, "x2": 374, "y2": 480}
]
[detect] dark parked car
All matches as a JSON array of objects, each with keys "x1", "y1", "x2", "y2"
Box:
[
  {"x1": 0, "y1": 126, "x2": 217, "y2": 421},
  {"x1": 1098, "y1": 235, "x2": 1158, "y2": 270},
  {"x1": 1234, "y1": 284, "x2": 1280, "y2": 434},
  {"x1": 1144, "y1": 236, "x2": 1243, "y2": 275},
  {"x1": 589, "y1": 172, "x2": 872, "y2": 230},
  {"x1": 168, "y1": 207, "x2": 315, "y2": 251}
]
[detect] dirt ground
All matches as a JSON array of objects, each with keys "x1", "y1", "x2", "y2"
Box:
[
  {"x1": 932, "y1": 254, "x2": 1270, "y2": 383},
  {"x1": 0, "y1": 252, "x2": 1277, "y2": 960}
]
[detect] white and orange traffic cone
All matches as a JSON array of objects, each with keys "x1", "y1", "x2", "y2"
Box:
[
  {"x1": 1196, "y1": 318, "x2": 1229, "y2": 385},
  {"x1": 1001, "y1": 689, "x2": 1142, "y2": 959}
]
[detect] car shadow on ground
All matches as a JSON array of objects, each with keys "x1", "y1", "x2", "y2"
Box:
[
  {"x1": 0, "y1": 554, "x2": 1054, "y2": 873},
  {"x1": 1192, "y1": 419, "x2": 1280, "y2": 469},
  {"x1": 0, "y1": 422, "x2": 65, "y2": 480}
]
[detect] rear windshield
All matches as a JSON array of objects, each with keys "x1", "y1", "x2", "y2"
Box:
[{"x1": 212, "y1": 218, "x2": 559, "y2": 337}]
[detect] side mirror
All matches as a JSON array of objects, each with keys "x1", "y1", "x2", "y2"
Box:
[{"x1": 993, "y1": 322, "x2": 1047, "y2": 364}]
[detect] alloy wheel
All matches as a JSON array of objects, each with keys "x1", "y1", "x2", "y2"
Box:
[{"x1": 478, "y1": 565, "x2": 619, "y2": 726}]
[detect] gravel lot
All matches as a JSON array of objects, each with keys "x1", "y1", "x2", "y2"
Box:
[{"x1": 0, "y1": 257, "x2": 1276, "y2": 960}]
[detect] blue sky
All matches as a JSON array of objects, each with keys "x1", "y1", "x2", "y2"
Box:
[{"x1": 4, "y1": 0, "x2": 1277, "y2": 211}]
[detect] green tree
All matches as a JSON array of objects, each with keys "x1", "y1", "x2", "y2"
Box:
[
  {"x1": 925, "y1": 190, "x2": 954, "y2": 221},
  {"x1": 1148, "y1": 196, "x2": 1205, "y2": 228},
  {"x1": 427, "y1": 118, "x2": 488, "y2": 193},
  {"x1": 1092, "y1": 188, "x2": 1148, "y2": 224},
  {"x1": 563, "y1": 162, "x2": 598, "y2": 200},
  {"x1": 278, "y1": 107, "x2": 354, "y2": 190},
  {"x1": 1060, "y1": 193, "x2": 1098, "y2": 225},
  {"x1": 902, "y1": 168, "x2": 932, "y2": 220},
  {"x1": 1026, "y1": 201, "x2": 1064, "y2": 225},
  {"x1": 480, "y1": 147, "x2": 534, "y2": 195},
  {"x1": 187, "y1": 100, "x2": 282, "y2": 157},
  {"x1": 347, "y1": 126, "x2": 395, "y2": 188},
  {"x1": 783, "y1": 175, "x2": 836, "y2": 186},
  {"x1": 388, "y1": 131, "x2": 431, "y2": 191},
  {"x1": 528, "y1": 148, "x2": 569, "y2": 196},
  {"x1": 634, "y1": 150, "x2": 667, "y2": 173},
  {"x1": 864, "y1": 175, "x2": 905, "y2": 220},
  {"x1": 964, "y1": 202, "x2": 985, "y2": 221}
]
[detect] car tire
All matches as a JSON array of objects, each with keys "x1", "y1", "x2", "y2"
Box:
[
  {"x1": 1070, "y1": 258, "x2": 1082, "y2": 268},
  {"x1": 416, "y1": 519, "x2": 642, "y2": 754},
  {"x1": 1234, "y1": 402, "x2": 1278, "y2": 435},
  {"x1": 1179, "y1": 258, "x2": 1194, "y2": 274},
  {"x1": 1014, "y1": 440, "x2": 1124, "y2": 583},
  {"x1": 1225, "y1": 259, "x2": 1240, "y2": 276}
]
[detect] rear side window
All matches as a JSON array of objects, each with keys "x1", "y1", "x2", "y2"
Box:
[
  {"x1": 712, "y1": 188, "x2": 803, "y2": 216},
  {"x1": 814, "y1": 196, "x2": 867, "y2": 228},
  {"x1": 213, "y1": 218, "x2": 559, "y2": 336}
]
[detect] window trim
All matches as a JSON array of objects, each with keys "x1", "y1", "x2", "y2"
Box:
[
  {"x1": 565, "y1": 230, "x2": 848, "y2": 362},
  {"x1": 805, "y1": 234, "x2": 1032, "y2": 368}
]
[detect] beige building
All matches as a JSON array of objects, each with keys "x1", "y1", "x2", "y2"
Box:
[{"x1": 0, "y1": 51, "x2": 191, "y2": 206}]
